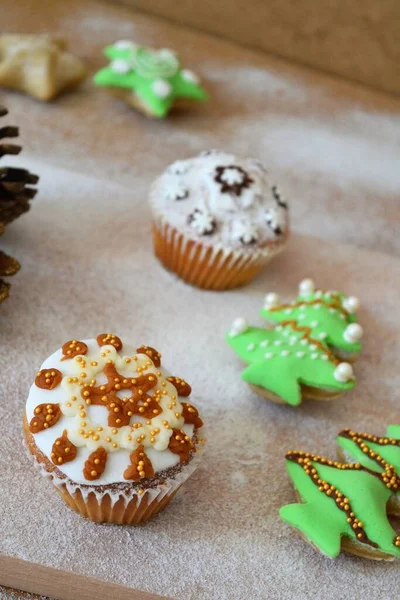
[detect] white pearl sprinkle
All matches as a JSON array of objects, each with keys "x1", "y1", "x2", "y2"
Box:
[
  {"x1": 230, "y1": 317, "x2": 249, "y2": 337},
  {"x1": 300, "y1": 339, "x2": 308, "y2": 346},
  {"x1": 311, "y1": 321, "x2": 319, "y2": 327},
  {"x1": 152, "y1": 78, "x2": 172, "y2": 98},
  {"x1": 284, "y1": 309, "x2": 292, "y2": 315},
  {"x1": 260, "y1": 340, "x2": 269, "y2": 347},
  {"x1": 299, "y1": 278, "x2": 315, "y2": 295},
  {"x1": 334, "y1": 362, "x2": 354, "y2": 382},
  {"x1": 110, "y1": 59, "x2": 132, "y2": 74},
  {"x1": 298, "y1": 314, "x2": 306, "y2": 320},
  {"x1": 273, "y1": 340, "x2": 283, "y2": 346},
  {"x1": 264, "y1": 352, "x2": 274, "y2": 359},
  {"x1": 181, "y1": 68, "x2": 200, "y2": 84},
  {"x1": 343, "y1": 323, "x2": 363, "y2": 343},
  {"x1": 321, "y1": 355, "x2": 329, "y2": 360},
  {"x1": 114, "y1": 40, "x2": 136, "y2": 50},
  {"x1": 281, "y1": 350, "x2": 290, "y2": 357},
  {"x1": 296, "y1": 351, "x2": 305, "y2": 358},
  {"x1": 310, "y1": 353, "x2": 319, "y2": 359},
  {"x1": 343, "y1": 296, "x2": 360, "y2": 314},
  {"x1": 309, "y1": 344, "x2": 317, "y2": 350},
  {"x1": 319, "y1": 332, "x2": 327, "y2": 339},
  {"x1": 276, "y1": 325, "x2": 283, "y2": 332},
  {"x1": 247, "y1": 343, "x2": 255, "y2": 351}
]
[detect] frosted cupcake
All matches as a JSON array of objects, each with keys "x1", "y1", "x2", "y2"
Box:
[
  {"x1": 24, "y1": 335, "x2": 205, "y2": 524},
  {"x1": 149, "y1": 151, "x2": 289, "y2": 290}
]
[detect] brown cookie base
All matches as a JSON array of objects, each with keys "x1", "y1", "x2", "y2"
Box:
[{"x1": 249, "y1": 382, "x2": 342, "y2": 406}]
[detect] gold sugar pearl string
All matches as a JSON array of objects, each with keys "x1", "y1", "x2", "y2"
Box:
[
  {"x1": 340, "y1": 429, "x2": 400, "y2": 492},
  {"x1": 286, "y1": 451, "x2": 378, "y2": 548}
]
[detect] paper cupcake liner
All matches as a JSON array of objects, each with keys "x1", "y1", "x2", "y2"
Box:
[
  {"x1": 25, "y1": 436, "x2": 204, "y2": 525},
  {"x1": 152, "y1": 218, "x2": 286, "y2": 290}
]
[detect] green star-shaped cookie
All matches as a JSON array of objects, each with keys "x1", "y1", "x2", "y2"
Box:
[{"x1": 94, "y1": 41, "x2": 209, "y2": 118}]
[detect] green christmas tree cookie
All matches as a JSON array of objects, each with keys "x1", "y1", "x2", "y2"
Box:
[
  {"x1": 226, "y1": 317, "x2": 355, "y2": 406},
  {"x1": 94, "y1": 40, "x2": 209, "y2": 119},
  {"x1": 261, "y1": 278, "x2": 363, "y2": 361},
  {"x1": 337, "y1": 426, "x2": 400, "y2": 516},
  {"x1": 280, "y1": 450, "x2": 400, "y2": 560}
]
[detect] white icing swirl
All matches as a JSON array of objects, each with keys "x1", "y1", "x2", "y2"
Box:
[{"x1": 25, "y1": 340, "x2": 201, "y2": 485}]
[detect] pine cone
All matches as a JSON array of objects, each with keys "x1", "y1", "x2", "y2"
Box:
[
  {"x1": 0, "y1": 106, "x2": 38, "y2": 305},
  {"x1": 0, "y1": 106, "x2": 38, "y2": 225}
]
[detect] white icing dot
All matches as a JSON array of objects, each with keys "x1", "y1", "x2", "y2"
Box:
[
  {"x1": 264, "y1": 352, "x2": 274, "y2": 359},
  {"x1": 281, "y1": 350, "x2": 290, "y2": 357},
  {"x1": 159, "y1": 48, "x2": 176, "y2": 59},
  {"x1": 310, "y1": 353, "x2": 319, "y2": 360},
  {"x1": 289, "y1": 340, "x2": 297, "y2": 346},
  {"x1": 230, "y1": 317, "x2": 249, "y2": 337},
  {"x1": 298, "y1": 314, "x2": 306, "y2": 320},
  {"x1": 343, "y1": 323, "x2": 363, "y2": 343},
  {"x1": 321, "y1": 355, "x2": 329, "y2": 360},
  {"x1": 299, "y1": 278, "x2": 315, "y2": 295},
  {"x1": 329, "y1": 308, "x2": 336, "y2": 314},
  {"x1": 273, "y1": 340, "x2": 283, "y2": 346},
  {"x1": 319, "y1": 332, "x2": 327, "y2": 339},
  {"x1": 343, "y1": 296, "x2": 360, "y2": 314},
  {"x1": 309, "y1": 344, "x2": 317, "y2": 350},
  {"x1": 334, "y1": 362, "x2": 354, "y2": 382},
  {"x1": 315, "y1": 291, "x2": 322, "y2": 298},
  {"x1": 264, "y1": 292, "x2": 280, "y2": 309},
  {"x1": 152, "y1": 78, "x2": 172, "y2": 98},
  {"x1": 284, "y1": 309, "x2": 292, "y2": 315},
  {"x1": 114, "y1": 40, "x2": 137, "y2": 50},
  {"x1": 296, "y1": 351, "x2": 305, "y2": 358},
  {"x1": 110, "y1": 59, "x2": 132, "y2": 74},
  {"x1": 300, "y1": 339, "x2": 308, "y2": 346},
  {"x1": 300, "y1": 305, "x2": 306, "y2": 311},
  {"x1": 282, "y1": 330, "x2": 289, "y2": 337},
  {"x1": 313, "y1": 304, "x2": 321, "y2": 310},
  {"x1": 260, "y1": 340, "x2": 269, "y2": 347},
  {"x1": 310, "y1": 320, "x2": 319, "y2": 327},
  {"x1": 247, "y1": 343, "x2": 255, "y2": 351},
  {"x1": 181, "y1": 68, "x2": 200, "y2": 84},
  {"x1": 290, "y1": 336, "x2": 298, "y2": 343}
]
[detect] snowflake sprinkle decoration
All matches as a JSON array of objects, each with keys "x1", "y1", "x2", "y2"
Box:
[
  {"x1": 188, "y1": 208, "x2": 217, "y2": 235},
  {"x1": 214, "y1": 165, "x2": 254, "y2": 197}
]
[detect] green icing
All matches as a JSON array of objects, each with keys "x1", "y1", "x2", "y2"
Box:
[
  {"x1": 226, "y1": 322, "x2": 355, "y2": 406},
  {"x1": 261, "y1": 288, "x2": 361, "y2": 355},
  {"x1": 94, "y1": 42, "x2": 209, "y2": 118},
  {"x1": 337, "y1": 426, "x2": 400, "y2": 497},
  {"x1": 280, "y1": 458, "x2": 400, "y2": 558}
]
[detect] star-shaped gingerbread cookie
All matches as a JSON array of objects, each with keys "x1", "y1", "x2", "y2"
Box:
[
  {"x1": 0, "y1": 35, "x2": 87, "y2": 101},
  {"x1": 94, "y1": 40, "x2": 209, "y2": 118}
]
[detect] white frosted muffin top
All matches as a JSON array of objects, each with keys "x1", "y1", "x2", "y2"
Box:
[
  {"x1": 25, "y1": 335, "x2": 204, "y2": 486},
  {"x1": 149, "y1": 150, "x2": 289, "y2": 251}
]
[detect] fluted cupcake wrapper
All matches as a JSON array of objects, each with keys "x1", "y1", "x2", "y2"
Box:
[
  {"x1": 25, "y1": 439, "x2": 204, "y2": 525},
  {"x1": 152, "y1": 218, "x2": 287, "y2": 290}
]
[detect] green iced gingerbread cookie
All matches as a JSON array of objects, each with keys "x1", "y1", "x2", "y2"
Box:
[
  {"x1": 280, "y1": 449, "x2": 400, "y2": 560},
  {"x1": 261, "y1": 278, "x2": 363, "y2": 360},
  {"x1": 94, "y1": 40, "x2": 209, "y2": 118},
  {"x1": 226, "y1": 317, "x2": 355, "y2": 406}
]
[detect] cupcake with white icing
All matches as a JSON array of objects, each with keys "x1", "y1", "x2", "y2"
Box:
[
  {"x1": 149, "y1": 151, "x2": 290, "y2": 290},
  {"x1": 24, "y1": 334, "x2": 205, "y2": 525}
]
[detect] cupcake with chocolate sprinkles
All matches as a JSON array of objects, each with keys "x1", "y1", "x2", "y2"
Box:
[
  {"x1": 149, "y1": 150, "x2": 289, "y2": 290},
  {"x1": 24, "y1": 334, "x2": 205, "y2": 524}
]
